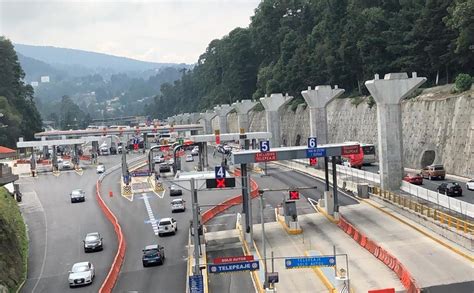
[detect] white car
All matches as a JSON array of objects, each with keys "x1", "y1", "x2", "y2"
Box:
[
  {"x1": 68, "y1": 261, "x2": 95, "y2": 287},
  {"x1": 171, "y1": 198, "x2": 185, "y2": 213},
  {"x1": 191, "y1": 147, "x2": 199, "y2": 156},
  {"x1": 153, "y1": 155, "x2": 165, "y2": 164},
  {"x1": 185, "y1": 154, "x2": 194, "y2": 162},
  {"x1": 467, "y1": 179, "x2": 474, "y2": 191},
  {"x1": 158, "y1": 217, "x2": 177, "y2": 236},
  {"x1": 100, "y1": 147, "x2": 110, "y2": 155},
  {"x1": 62, "y1": 160, "x2": 73, "y2": 170},
  {"x1": 96, "y1": 164, "x2": 105, "y2": 173}
]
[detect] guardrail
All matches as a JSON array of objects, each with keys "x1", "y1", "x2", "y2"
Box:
[
  {"x1": 372, "y1": 187, "x2": 474, "y2": 235},
  {"x1": 97, "y1": 155, "x2": 145, "y2": 293},
  {"x1": 292, "y1": 159, "x2": 473, "y2": 218}
]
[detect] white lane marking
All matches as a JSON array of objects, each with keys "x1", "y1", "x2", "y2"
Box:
[
  {"x1": 141, "y1": 193, "x2": 159, "y2": 235},
  {"x1": 31, "y1": 190, "x2": 48, "y2": 293}
]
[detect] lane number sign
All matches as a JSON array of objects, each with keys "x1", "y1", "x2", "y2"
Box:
[
  {"x1": 215, "y1": 166, "x2": 226, "y2": 178},
  {"x1": 259, "y1": 141, "x2": 270, "y2": 152},
  {"x1": 308, "y1": 137, "x2": 317, "y2": 149}
]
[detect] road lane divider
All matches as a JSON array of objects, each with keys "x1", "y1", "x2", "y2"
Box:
[{"x1": 140, "y1": 193, "x2": 159, "y2": 235}]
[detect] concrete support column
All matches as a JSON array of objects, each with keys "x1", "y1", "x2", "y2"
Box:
[
  {"x1": 232, "y1": 100, "x2": 257, "y2": 133},
  {"x1": 214, "y1": 104, "x2": 233, "y2": 134},
  {"x1": 174, "y1": 114, "x2": 183, "y2": 125},
  {"x1": 189, "y1": 113, "x2": 200, "y2": 124},
  {"x1": 42, "y1": 146, "x2": 49, "y2": 159},
  {"x1": 301, "y1": 85, "x2": 345, "y2": 143},
  {"x1": 92, "y1": 141, "x2": 99, "y2": 164},
  {"x1": 73, "y1": 144, "x2": 80, "y2": 169},
  {"x1": 260, "y1": 93, "x2": 293, "y2": 147},
  {"x1": 199, "y1": 110, "x2": 217, "y2": 134},
  {"x1": 365, "y1": 72, "x2": 426, "y2": 191},
  {"x1": 52, "y1": 145, "x2": 58, "y2": 171},
  {"x1": 167, "y1": 116, "x2": 176, "y2": 126},
  {"x1": 181, "y1": 113, "x2": 191, "y2": 125}
]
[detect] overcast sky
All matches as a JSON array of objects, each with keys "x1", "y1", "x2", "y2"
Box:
[{"x1": 0, "y1": 0, "x2": 260, "y2": 64}]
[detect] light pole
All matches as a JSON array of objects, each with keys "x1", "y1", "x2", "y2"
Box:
[{"x1": 258, "y1": 190, "x2": 268, "y2": 289}]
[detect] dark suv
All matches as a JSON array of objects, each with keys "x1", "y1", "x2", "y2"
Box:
[
  {"x1": 142, "y1": 244, "x2": 165, "y2": 267},
  {"x1": 437, "y1": 182, "x2": 463, "y2": 197}
]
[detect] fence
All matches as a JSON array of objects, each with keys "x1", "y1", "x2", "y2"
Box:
[{"x1": 372, "y1": 187, "x2": 474, "y2": 235}]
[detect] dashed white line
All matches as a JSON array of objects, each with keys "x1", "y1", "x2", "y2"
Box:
[{"x1": 142, "y1": 193, "x2": 159, "y2": 235}]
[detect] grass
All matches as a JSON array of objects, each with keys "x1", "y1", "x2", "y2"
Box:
[{"x1": 0, "y1": 188, "x2": 28, "y2": 293}]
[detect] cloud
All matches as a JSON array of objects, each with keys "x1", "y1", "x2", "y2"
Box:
[{"x1": 0, "y1": 0, "x2": 260, "y2": 63}]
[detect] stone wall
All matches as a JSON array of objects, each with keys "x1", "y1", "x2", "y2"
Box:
[{"x1": 220, "y1": 86, "x2": 473, "y2": 177}]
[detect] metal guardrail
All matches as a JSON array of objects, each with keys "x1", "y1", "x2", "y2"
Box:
[{"x1": 371, "y1": 187, "x2": 474, "y2": 235}]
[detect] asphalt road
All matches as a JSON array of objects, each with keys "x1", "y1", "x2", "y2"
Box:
[
  {"x1": 362, "y1": 164, "x2": 474, "y2": 203},
  {"x1": 19, "y1": 154, "x2": 122, "y2": 293},
  {"x1": 101, "y1": 150, "x2": 246, "y2": 293}
]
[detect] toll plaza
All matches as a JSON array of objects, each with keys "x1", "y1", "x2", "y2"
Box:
[{"x1": 231, "y1": 139, "x2": 361, "y2": 244}]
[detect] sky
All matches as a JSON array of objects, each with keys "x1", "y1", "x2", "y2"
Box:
[{"x1": 0, "y1": 0, "x2": 261, "y2": 64}]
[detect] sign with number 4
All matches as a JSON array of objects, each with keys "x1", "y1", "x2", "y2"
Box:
[{"x1": 215, "y1": 166, "x2": 226, "y2": 178}]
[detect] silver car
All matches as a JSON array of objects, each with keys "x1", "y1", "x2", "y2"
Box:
[
  {"x1": 171, "y1": 198, "x2": 185, "y2": 213},
  {"x1": 68, "y1": 262, "x2": 94, "y2": 287},
  {"x1": 70, "y1": 189, "x2": 85, "y2": 203}
]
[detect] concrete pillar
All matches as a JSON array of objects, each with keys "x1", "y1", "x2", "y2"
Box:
[
  {"x1": 73, "y1": 144, "x2": 80, "y2": 169},
  {"x1": 214, "y1": 104, "x2": 233, "y2": 134},
  {"x1": 365, "y1": 72, "x2": 426, "y2": 191},
  {"x1": 167, "y1": 116, "x2": 176, "y2": 125},
  {"x1": 301, "y1": 85, "x2": 344, "y2": 143},
  {"x1": 174, "y1": 114, "x2": 183, "y2": 125},
  {"x1": 181, "y1": 113, "x2": 191, "y2": 125},
  {"x1": 199, "y1": 110, "x2": 217, "y2": 134},
  {"x1": 260, "y1": 93, "x2": 293, "y2": 147},
  {"x1": 42, "y1": 146, "x2": 49, "y2": 159},
  {"x1": 91, "y1": 141, "x2": 99, "y2": 164},
  {"x1": 189, "y1": 113, "x2": 200, "y2": 124},
  {"x1": 232, "y1": 100, "x2": 257, "y2": 133}
]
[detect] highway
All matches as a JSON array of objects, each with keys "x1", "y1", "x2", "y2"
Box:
[
  {"x1": 19, "y1": 155, "x2": 122, "y2": 293},
  {"x1": 100, "y1": 150, "x2": 248, "y2": 293},
  {"x1": 356, "y1": 163, "x2": 474, "y2": 203}
]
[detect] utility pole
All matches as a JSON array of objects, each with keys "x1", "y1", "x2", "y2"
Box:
[
  {"x1": 191, "y1": 178, "x2": 201, "y2": 275},
  {"x1": 259, "y1": 190, "x2": 268, "y2": 288}
]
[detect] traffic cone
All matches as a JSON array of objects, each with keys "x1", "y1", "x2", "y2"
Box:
[{"x1": 109, "y1": 191, "x2": 113, "y2": 197}]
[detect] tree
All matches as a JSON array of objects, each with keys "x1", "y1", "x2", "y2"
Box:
[{"x1": 0, "y1": 36, "x2": 42, "y2": 146}]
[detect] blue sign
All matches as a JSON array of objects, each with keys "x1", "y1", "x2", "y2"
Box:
[
  {"x1": 285, "y1": 256, "x2": 336, "y2": 269},
  {"x1": 307, "y1": 137, "x2": 317, "y2": 149},
  {"x1": 131, "y1": 170, "x2": 150, "y2": 177},
  {"x1": 189, "y1": 275, "x2": 204, "y2": 293},
  {"x1": 208, "y1": 260, "x2": 260, "y2": 274},
  {"x1": 259, "y1": 141, "x2": 270, "y2": 152},
  {"x1": 306, "y1": 148, "x2": 326, "y2": 158},
  {"x1": 215, "y1": 166, "x2": 226, "y2": 178}
]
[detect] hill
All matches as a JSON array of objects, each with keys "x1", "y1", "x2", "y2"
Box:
[{"x1": 14, "y1": 43, "x2": 186, "y2": 74}]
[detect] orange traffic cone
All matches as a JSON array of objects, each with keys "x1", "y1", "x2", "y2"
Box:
[{"x1": 109, "y1": 191, "x2": 113, "y2": 197}]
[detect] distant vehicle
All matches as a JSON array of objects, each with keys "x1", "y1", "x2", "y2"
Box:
[
  {"x1": 191, "y1": 147, "x2": 199, "y2": 156},
  {"x1": 142, "y1": 244, "x2": 165, "y2": 267},
  {"x1": 83, "y1": 232, "x2": 103, "y2": 252},
  {"x1": 96, "y1": 164, "x2": 105, "y2": 174},
  {"x1": 117, "y1": 145, "x2": 123, "y2": 154},
  {"x1": 159, "y1": 164, "x2": 171, "y2": 173},
  {"x1": 361, "y1": 143, "x2": 376, "y2": 165},
  {"x1": 403, "y1": 173, "x2": 423, "y2": 185},
  {"x1": 154, "y1": 155, "x2": 165, "y2": 164},
  {"x1": 467, "y1": 179, "x2": 474, "y2": 191},
  {"x1": 421, "y1": 164, "x2": 446, "y2": 180},
  {"x1": 158, "y1": 217, "x2": 177, "y2": 236},
  {"x1": 68, "y1": 262, "x2": 95, "y2": 287},
  {"x1": 171, "y1": 198, "x2": 186, "y2": 213},
  {"x1": 437, "y1": 182, "x2": 462, "y2": 197},
  {"x1": 109, "y1": 146, "x2": 117, "y2": 155},
  {"x1": 185, "y1": 154, "x2": 194, "y2": 162},
  {"x1": 341, "y1": 142, "x2": 364, "y2": 169},
  {"x1": 62, "y1": 160, "x2": 73, "y2": 170},
  {"x1": 223, "y1": 145, "x2": 232, "y2": 152},
  {"x1": 216, "y1": 144, "x2": 231, "y2": 155},
  {"x1": 70, "y1": 189, "x2": 85, "y2": 203},
  {"x1": 100, "y1": 147, "x2": 110, "y2": 156},
  {"x1": 169, "y1": 185, "x2": 182, "y2": 196}
]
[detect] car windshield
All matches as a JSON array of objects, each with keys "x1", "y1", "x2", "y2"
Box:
[
  {"x1": 144, "y1": 249, "x2": 159, "y2": 257},
  {"x1": 160, "y1": 220, "x2": 171, "y2": 225},
  {"x1": 434, "y1": 166, "x2": 444, "y2": 170},
  {"x1": 172, "y1": 200, "x2": 183, "y2": 205},
  {"x1": 71, "y1": 190, "x2": 82, "y2": 196},
  {"x1": 72, "y1": 264, "x2": 89, "y2": 273},
  {"x1": 85, "y1": 235, "x2": 98, "y2": 242}
]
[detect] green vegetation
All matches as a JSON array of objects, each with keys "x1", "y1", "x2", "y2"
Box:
[
  {"x1": 0, "y1": 188, "x2": 28, "y2": 292},
  {"x1": 0, "y1": 37, "x2": 43, "y2": 147},
  {"x1": 148, "y1": 0, "x2": 473, "y2": 118},
  {"x1": 454, "y1": 73, "x2": 472, "y2": 92}
]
